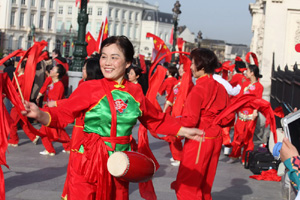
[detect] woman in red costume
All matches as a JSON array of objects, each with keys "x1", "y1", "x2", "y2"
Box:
[
  {"x1": 172, "y1": 48, "x2": 229, "y2": 200},
  {"x1": 228, "y1": 64, "x2": 263, "y2": 164},
  {"x1": 22, "y1": 36, "x2": 203, "y2": 200},
  {"x1": 8, "y1": 60, "x2": 39, "y2": 146},
  {"x1": 39, "y1": 64, "x2": 70, "y2": 156},
  {"x1": 163, "y1": 63, "x2": 194, "y2": 166},
  {"x1": 158, "y1": 66, "x2": 178, "y2": 115}
]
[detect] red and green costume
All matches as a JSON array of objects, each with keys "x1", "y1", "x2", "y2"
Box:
[{"x1": 43, "y1": 78, "x2": 181, "y2": 200}]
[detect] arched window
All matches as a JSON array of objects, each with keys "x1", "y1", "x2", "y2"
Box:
[
  {"x1": 56, "y1": 39, "x2": 61, "y2": 52},
  {"x1": 8, "y1": 36, "x2": 13, "y2": 52},
  {"x1": 65, "y1": 40, "x2": 70, "y2": 57}
]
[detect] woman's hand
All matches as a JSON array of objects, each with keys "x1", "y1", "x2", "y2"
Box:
[
  {"x1": 280, "y1": 137, "x2": 299, "y2": 162},
  {"x1": 21, "y1": 100, "x2": 50, "y2": 125},
  {"x1": 47, "y1": 101, "x2": 57, "y2": 108},
  {"x1": 177, "y1": 127, "x2": 205, "y2": 141},
  {"x1": 252, "y1": 110, "x2": 258, "y2": 120}
]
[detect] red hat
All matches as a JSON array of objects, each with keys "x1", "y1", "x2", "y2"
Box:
[{"x1": 245, "y1": 52, "x2": 259, "y2": 67}]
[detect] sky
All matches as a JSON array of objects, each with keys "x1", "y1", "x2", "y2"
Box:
[{"x1": 145, "y1": 0, "x2": 256, "y2": 46}]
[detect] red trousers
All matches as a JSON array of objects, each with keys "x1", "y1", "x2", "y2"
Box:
[
  {"x1": 40, "y1": 126, "x2": 70, "y2": 153},
  {"x1": 221, "y1": 127, "x2": 231, "y2": 147},
  {"x1": 67, "y1": 152, "x2": 129, "y2": 200},
  {"x1": 168, "y1": 137, "x2": 183, "y2": 161},
  {"x1": 230, "y1": 118, "x2": 257, "y2": 163},
  {"x1": 9, "y1": 107, "x2": 36, "y2": 144},
  {"x1": 172, "y1": 135, "x2": 223, "y2": 200}
]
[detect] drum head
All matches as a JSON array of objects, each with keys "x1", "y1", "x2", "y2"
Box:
[{"x1": 107, "y1": 151, "x2": 129, "y2": 177}]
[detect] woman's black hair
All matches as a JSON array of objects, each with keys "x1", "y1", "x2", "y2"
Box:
[
  {"x1": 126, "y1": 65, "x2": 142, "y2": 79},
  {"x1": 190, "y1": 48, "x2": 219, "y2": 74},
  {"x1": 168, "y1": 66, "x2": 178, "y2": 77},
  {"x1": 100, "y1": 36, "x2": 134, "y2": 63},
  {"x1": 20, "y1": 60, "x2": 27, "y2": 69},
  {"x1": 4, "y1": 59, "x2": 13, "y2": 68},
  {"x1": 235, "y1": 61, "x2": 247, "y2": 73},
  {"x1": 52, "y1": 49, "x2": 62, "y2": 57},
  {"x1": 248, "y1": 64, "x2": 262, "y2": 80},
  {"x1": 84, "y1": 58, "x2": 103, "y2": 80},
  {"x1": 55, "y1": 64, "x2": 66, "y2": 79},
  {"x1": 46, "y1": 65, "x2": 53, "y2": 74}
]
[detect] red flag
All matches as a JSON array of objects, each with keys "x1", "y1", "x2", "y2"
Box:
[
  {"x1": 75, "y1": 0, "x2": 89, "y2": 8},
  {"x1": 15, "y1": 41, "x2": 48, "y2": 101},
  {"x1": 0, "y1": 49, "x2": 25, "y2": 66},
  {"x1": 85, "y1": 31, "x2": 97, "y2": 56},
  {"x1": 273, "y1": 106, "x2": 285, "y2": 118},
  {"x1": 177, "y1": 38, "x2": 185, "y2": 52},
  {"x1": 245, "y1": 52, "x2": 259, "y2": 66},
  {"x1": 63, "y1": 41, "x2": 66, "y2": 48},
  {"x1": 139, "y1": 54, "x2": 147, "y2": 74},
  {"x1": 169, "y1": 27, "x2": 174, "y2": 44},
  {"x1": 96, "y1": 17, "x2": 109, "y2": 52},
  {"x1": 146, "y1": 32, "x2": 164, "y2": 51}
]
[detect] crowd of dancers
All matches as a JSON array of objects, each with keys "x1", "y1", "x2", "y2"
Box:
[{"x1": 0, "y1": 35, "x2": 276, "y2": 200}]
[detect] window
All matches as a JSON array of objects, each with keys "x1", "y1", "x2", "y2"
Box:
[
  {"x1": 68, "y1": 7, "x2": 72, "y2": 15},
  {"x1": 88, "y1": 7, "x2": 92, "y2": 15},
  {"x1": 114, "y1": 24, "x2": 118, "y2": 35},
  {"x1": 41, "y1": 0, "x2": 45, "y2": 7},
  {"x1": 30, "y1": 14, "x2": 34, "y2": 27},
  {"x1": 20, "y1": 12, "x2": 25, "y2": 27},
  {"x1": 121, "y1": 24, "x2": 125, "y2": 35},
  {"x1": 115, "y1": 9, "x2": 119, "y2": 18},
  {"x1": 31, "y1": 0, "x2": 35, "y2": 6},
  {"x1": 8, "y1": 36, "x2": 13, "y2": 50},
  {"x1": 39, "y1": 15, "x2": 44, "y2": 28},
  {"x1": 55, "y1": 40, "x2": 61, "y2": 51},
  {"x1": 97, "y1": 8, "x2": 102, "y2": 16},
  {"x1": 127, "y1": 26, "x2": 132, "y2": 38},
  {"x1": 59, "y1": 7, "x2": 63, "y2": 14},
  {"x1": 134, "y1": 26, "x2": 138, "y2": 39},
  {"x1": 50, "y1": 0, "x2": 54, "y2": 9},
  {"x1": 10, "y1": 12, "x2": 15, "y2": 26},
  {"x1": 135, "y1": 13, "x2": 139, "y2": 20},
  {"x1": 129, "y1": 11, "x2": 132, "y2": 20},
  {"x1": 48, "y1": 15, "x2": 53, "y2": 29},
  {"x1": 109, "y1": 8, "x2": 113, "y2": 17},
  {"x1": 56, "y1": 21, "x2": 62, "y2": 31},
  {"x1": 21, "y1": 0, "x2": 25, "y2": 4},
  {"x1": 18, "y1": 36, "x2": 23, "y2": 49},
  {"x1": 12, "y1": 0, "x2": 16, "y2": 4},
  {"x1": 122, "y1": 10, "x2": 126, "y2": 19}
]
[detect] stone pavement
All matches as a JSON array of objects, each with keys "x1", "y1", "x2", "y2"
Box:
[
  {"x1": 3, "y1": 96, "x2": 283, "y2": 199},
  {"x1": 3, "y1": 122, "x2": 282, "y2": 200}
]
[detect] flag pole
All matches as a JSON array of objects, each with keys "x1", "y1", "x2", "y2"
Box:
[{"x1": 13, "y1": 72, "x2": 24, "y2": 102}]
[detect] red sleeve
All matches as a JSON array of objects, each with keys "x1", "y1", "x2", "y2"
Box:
[
  {"x1": 39, "y1": 77, "x2": 52, "y2": 95},
  {"x1": 138, "y1": 97, "x2": 181, "y2": 136},
  {"x1": 158, "y1": 80, "x2": 167, "y2": 95},
  {"x1": 45, "y1": 83, "x2": 93, "y2": 128}
]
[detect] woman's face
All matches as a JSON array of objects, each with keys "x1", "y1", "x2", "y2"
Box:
[
  {"x1": 178, "y1": 64, "x2": 185, "y2": 77},
  {"x1": 49, "y1": 66, "x2": 58, "y2": 78},
  {"x1": 82, "y1": 64, "x2": 87, "y2": 80},
  {"x1": 128, "y1": 68, "x2": 139, "y2": 83},
  {"x1": 246, "y1": 68, "x2": 253, "y2": 79},
  {"x1": 190, "y1": 59, "x2": 204, "y2": 78},
  {"x1": 100, "y1": 44, "x2": 131, "y2": 83}
]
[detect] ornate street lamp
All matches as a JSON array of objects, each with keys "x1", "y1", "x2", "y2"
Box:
[
  {"x1": 197, "y1": 31, "x2": 203, "y2": 48},
  {"x1": 171, "y1": 1, "x2": 181, "y2": 63},
  {"x1": 70, "y1": 0, "x2": 88, "y2": 71}
]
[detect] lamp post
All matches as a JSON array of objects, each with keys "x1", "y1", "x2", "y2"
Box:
[
  {"x1": 70, "y1": 0, "x2": 88, "y2": 71},
  {"x1": 171, "y1": 1, "x2": 181, "y2": 63},
  {"x1": 197, "y1": 31, "x2": 202, "y2": 48}
]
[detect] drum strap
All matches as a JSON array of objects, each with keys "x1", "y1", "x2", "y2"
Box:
[{"x1": 102, "y1": 135, "x2": 134, "y2": 151}]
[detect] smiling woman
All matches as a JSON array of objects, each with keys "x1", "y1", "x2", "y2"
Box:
[{"x1": 22, "y1": 36, "x2": 204, "y2": 200}]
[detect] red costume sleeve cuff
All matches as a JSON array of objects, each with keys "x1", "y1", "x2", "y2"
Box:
[{"x1": 44, "y1": 111, "x2": 52, "y2": 127}]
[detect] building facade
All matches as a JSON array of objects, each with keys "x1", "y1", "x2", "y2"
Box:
[
  {"x1": 249, "y1": 0, "x2": 300, "y2": 99},
  {"x1": 0, "y1": 0, "x2": 58, "y2": 54}
]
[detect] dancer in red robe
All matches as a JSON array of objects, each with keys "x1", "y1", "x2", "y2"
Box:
[
  {"x1": 22, "y1": 36, "x2": 203, "y2": 200},
  {"x1": 39, "y1": 64, "x2": 70, "y2": 156},
  {"x1": 158, "y1": 66, "x2": 178, "y2": 115},
  {"x1": 8, "y1": 60, "x2": 39, "y2": 146},
  {"x1": 172, "y1": 48, "x2": 229, "y2": 200},
  {"x1": 228, "y1": 64, "x2": 263, "y2": 164}
]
